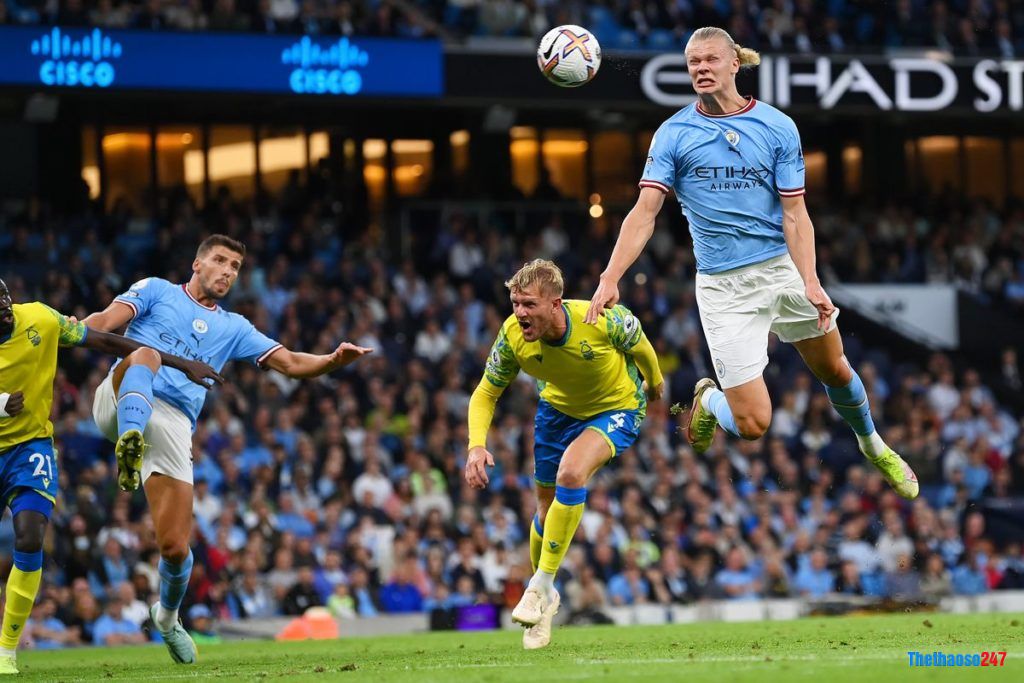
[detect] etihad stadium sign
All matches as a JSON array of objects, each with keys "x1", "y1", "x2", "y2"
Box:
[{"x1": 641, "y1": 54, "x2": 1024, "y2": 113}]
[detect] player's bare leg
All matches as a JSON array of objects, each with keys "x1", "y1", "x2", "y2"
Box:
[
  {"x1": 145, "y1": 474, "x2": 198, "y2": 663},
  {"x1": 111, "y1": 347, "x2": 161, "y2": 492},
  {"x1": 514, "y1": 430, "x2": 608, "y2": 640},
  {"x1": 793, "y1": 329, "x2": 918, "y2": 499},
  {"x1": 683, "y1": 373, "x2": 772, "y2": 453}
]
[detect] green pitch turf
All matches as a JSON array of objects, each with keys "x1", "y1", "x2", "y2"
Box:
[{"x1": 17, "y1": 612, "x2": 1022, "y2": 682}]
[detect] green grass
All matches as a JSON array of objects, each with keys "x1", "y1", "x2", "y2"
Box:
[{"x1": 17, "y1": 612, "x2": 1023, "y2": 682}]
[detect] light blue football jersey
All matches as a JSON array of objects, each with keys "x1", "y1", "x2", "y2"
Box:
[
  {"x1": 640, "y1": 98, "x2": 806, "y2": 274},
  {"x1": 112, "y1": 277, "x2": 281, "y2": 427}
]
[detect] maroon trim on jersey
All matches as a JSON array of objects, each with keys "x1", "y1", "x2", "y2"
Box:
[
  {"x1": 181, "y1": 284, "x2": 218, "y2": 311},
  {"x1": 777, "y1": 187, "x2": 806, "y2": 197},
  {"x1": 257, "y1": 344, "x2": 284, "y2": 369},
  {"x1": 639, "y1": 180, "x2": 671, "y2": 194},
  {"x1": 113, "y1": 299, "x2": 139, "y2": 320},
  {"x1": 696, "y1": 97, "x2": 757, "y2": 118}
]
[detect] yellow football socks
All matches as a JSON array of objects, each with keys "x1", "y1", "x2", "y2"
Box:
[
  {"x1": 538, "y1": 487, "x2": 586, "y2": 574},
  {"x1": 0, "y1": 566, "x2": 41, "y2": 650}
]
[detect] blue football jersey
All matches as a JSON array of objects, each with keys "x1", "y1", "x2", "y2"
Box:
[
  {"x1": 640, "y1": 98, "x2": 805, "y2": 274},
  {"x1": 112, "y1": 277, "x2": 281, "y2": 426}
]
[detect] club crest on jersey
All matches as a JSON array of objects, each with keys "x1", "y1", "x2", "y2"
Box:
[
  {"x1": 580, "y1": 340, "x2": 595, "y2": 361},
  {"x1": 725, "y1": 130, "x2": 740, "y2": 146},
  {"x1": 192, "y1": 319, "x2": 209, "y2": 334},
  {"x1": 25, "y1": 326, "x2": 41, "y2": 346}
]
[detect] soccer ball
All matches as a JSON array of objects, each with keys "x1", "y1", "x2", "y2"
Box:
[{"x1": 536, "y1": 25, "x2": 602, "y2": 88}]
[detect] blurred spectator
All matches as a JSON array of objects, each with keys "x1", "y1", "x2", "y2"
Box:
[
  {"x1": 92, "y1": 598, "x2": 147, "y2": 647},
  {"x1": 187, "y1": 604, "x2": 222, "y2": 644}
]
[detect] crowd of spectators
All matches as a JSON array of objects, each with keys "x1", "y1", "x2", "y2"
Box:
[
  {"x1": 0, "y1": 172, "x2": 1022, "y2": 649},
  {"x1": 814, "y1": 196, "x2": 1024, "y2": 316},
  {"x1": 3, "y1": 0, "x2": 1024, "y2": 55}
]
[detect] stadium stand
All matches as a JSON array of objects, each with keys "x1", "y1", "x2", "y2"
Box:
[
  {"x1": 1, "y1": 179, "x2": 1022, "y2": 645},
  {"x1": 2, "y1": 0, "x2": 1023, "y2": 53}
]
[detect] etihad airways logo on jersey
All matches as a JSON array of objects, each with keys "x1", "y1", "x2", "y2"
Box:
[{"x1": 693, "y1": 165, "x2": 771, "y2": 190}]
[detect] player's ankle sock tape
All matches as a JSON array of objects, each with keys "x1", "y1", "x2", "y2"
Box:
[
  {"x1": 159, "y1": 549, "x2": 194, "y2": 611},
  {"x1": 706, "y1": 388, "x2": 740, "y2": 437},
  {"x1": 12, "y1": 550, "x2": 42, "y2": 573},
  {"x1": 554, "y1": 486, "x2": 586, "y2": 506},
  {"x1": 117, "y1": 365, "x2": 156, "y2": 434},
  {"x1": 824, "y1": 371, "x2": 875, "y2": 437}
]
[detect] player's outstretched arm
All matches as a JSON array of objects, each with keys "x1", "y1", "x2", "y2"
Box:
[
  {"x1": 586, "y1": 187, "x2": 666, "y2": 324},
  {"x1": 262, "y1": 341, "x2": 373, "y2": 379},
  {"x1": 81, "y1": 300, "x2": 136, "y2": 332},
  {"x1": 465, "y1": 379, "x2": 505, "y2": 489},
  {"x1": 781, "y1": 194, "x2": 836, "y2": 331},
  {"x1": 49, "y1": 304, "x2": 224, "y2": 387},
  {"x1": 83, "y1": 329, "x2": 226, "y2": 388}
]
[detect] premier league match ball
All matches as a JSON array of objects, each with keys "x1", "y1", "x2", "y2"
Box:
[{"x1": 536, "y1": 25, "x2": 602, "y2": 88}]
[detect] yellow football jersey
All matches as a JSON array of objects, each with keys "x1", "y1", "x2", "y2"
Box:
[
  {"x1": 0, "y1": 302, "x2": 87, "y2": 451},
  {"x1": 482, "y1": 300, "x2": 652, "y2": 420}
]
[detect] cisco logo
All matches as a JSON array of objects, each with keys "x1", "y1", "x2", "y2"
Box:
[
  {"x1": 31, "y1": 28, "x2": 121, "y2": 88},
  {"x1": 282, "y1": 36, "x2": 369, "y2": 95}
]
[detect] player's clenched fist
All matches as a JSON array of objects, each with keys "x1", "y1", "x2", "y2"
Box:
[
  {"x1": 1, "y1": 391, "x2": 24, "y2": 416},
  {"x1": 465, "y1": 446, "x2": 495, "y2": 489}
]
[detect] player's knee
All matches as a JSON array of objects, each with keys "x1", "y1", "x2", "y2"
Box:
[
  {"x1": 735, "y1": 410, "x2": 771, "y2": 440},
  {"x1": 12, "y1": 510, "x2": 47, "y2": 553},
  {"x1": 128, "y1": 346, "x2": 162, "y2": 370},
  {"x1": 13, "y1": 523, "x2": 45, "y2": 554},
  {"x1": 555, "y1": 464, "x2": 588, "y2": 489},
  {"x1": 818, "y1": 356, "x2": 852, "y2": 387},
  {"x1": 159, "y1": 539, "x2": 190, "y2": 564}
]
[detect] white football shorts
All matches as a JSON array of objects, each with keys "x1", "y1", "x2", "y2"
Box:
[
  {"x1": 695, "y1": 254, "x2": 839, "y2": 390},
  {"x1": 93, "y1": 374, "x2": 195, "y2": 485}
]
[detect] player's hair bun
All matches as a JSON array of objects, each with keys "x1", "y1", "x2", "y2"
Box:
[{"x1": 736, "y1": 46, "x2": 761, "y2": 68}]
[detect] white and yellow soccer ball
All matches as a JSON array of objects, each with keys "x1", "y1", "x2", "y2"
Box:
[{"x1": 536, "y1": 25, "x2": 602, "y2": 88}]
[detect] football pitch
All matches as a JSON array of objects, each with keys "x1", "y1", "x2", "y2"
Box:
[{"x1": 18, "y1": 612, "x2": 1022, "y2": 682}]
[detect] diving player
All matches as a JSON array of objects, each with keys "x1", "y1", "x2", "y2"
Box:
[
  {"x1": 81, "y1": 235, "x2": 372, "y2": 665},
  {"x1": 465, "y1": 259, "x2": 663, "y2": 649}
]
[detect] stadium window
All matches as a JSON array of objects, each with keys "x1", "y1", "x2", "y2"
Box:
[
  {"x1": 259, "y1": 126, "x2": 308, "y2": 197},
  {"x1": 207, "y1": 126, "x2": 256, "y2": 200},
  {"x1": 81, "y1": 126, "x2": 100, "y2": 201},
  {"x1": 541, "y1": 129, "x2": 587, "y2": 200},
  {"x1": 843, "y1": 144, "x2": 862, "y2": 196},
  {"x1": 451, "y1": 130, "x2": 470, "y2": 179},
  {"x1": 391, "y1": 139, "x2": 433, "y2": 197},
  {"x1": 1012, "y1": 139, "x2": 1024, "y2": 201},
  {"x1": 310, "y1": 132, "x2": 329, "y2": 167},
  {"x1": 916, "y1": 136, "x2": 960, "y2": 196},
  {"x1": 592, "y1": 131, "x2": 634, "y2": 204},
  {"x1": 156, "y1": 126, "x2": 203, "y2": 208},
  {"x1": 964, "y1": 137, "x2": 1005, "y2": 205},
  {"x1": 363, "y1": 138, "x2": 387, "y2": 208},
  {"x1": 101, "y1": 127, "x2": 152, "y2": 211},
  {"x1": 803, "y1": 149, "x2": 826, "y2": 197},
  {"x1": 510, "y1": 126, "x2": 539, "y2": 196}
]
